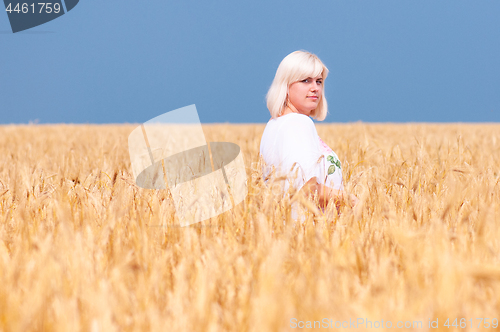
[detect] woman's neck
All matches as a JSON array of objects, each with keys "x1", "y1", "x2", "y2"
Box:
[{"x1": 280, "y1": 103, "x2": 300, "y2": 117}]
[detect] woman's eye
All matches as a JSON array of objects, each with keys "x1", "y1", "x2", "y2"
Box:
[
  {"x1": 316, "y1": 80, "x2": 323, "y2": 85},
  {"x1": 301, "y1": 79, "x2": 309, "y2": 83}
]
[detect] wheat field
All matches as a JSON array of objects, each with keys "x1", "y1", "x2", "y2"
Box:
[{"x1": 0, "y1": 123, "x2": 499, "y2": 331}]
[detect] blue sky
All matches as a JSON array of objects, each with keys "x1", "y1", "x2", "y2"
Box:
[{"x1": 1, "y1": 0, "x2": 499, "y2": 124}]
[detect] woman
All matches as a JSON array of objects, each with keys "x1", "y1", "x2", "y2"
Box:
[{"x1": 259, "y1": 50, "x2": 358, "y2": 222}]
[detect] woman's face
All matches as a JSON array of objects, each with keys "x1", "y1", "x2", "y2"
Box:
[{"x1": 287, "y1": 75, "x2": 323, "y2": 116}]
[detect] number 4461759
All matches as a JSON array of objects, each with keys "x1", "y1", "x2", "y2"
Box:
[
  {"x1": 444, "y1": 318, "x2": 498, "y2": 328},
  {"x1": 5, "y1": 3, "x2": 62, "y2": 14}
]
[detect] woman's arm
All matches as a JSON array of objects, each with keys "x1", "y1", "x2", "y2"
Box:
[{"x1": 301, "y1": 177, "x2": 359, "y2": 209}]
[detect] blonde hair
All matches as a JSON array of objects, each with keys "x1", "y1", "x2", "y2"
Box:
[{"x1": 266, "y1": 50, "x2": 329, "y2": 121}]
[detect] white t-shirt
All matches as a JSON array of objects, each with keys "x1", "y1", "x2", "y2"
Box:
[{"x1": 259, "y1": 113, "x2": 344, "y2": 221}]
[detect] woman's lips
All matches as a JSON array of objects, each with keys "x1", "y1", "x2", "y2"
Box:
[{"x1": 307, "y1": 96, "x2": 318, "y2": 100}]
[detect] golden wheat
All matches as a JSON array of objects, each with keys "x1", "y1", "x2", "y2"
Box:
[{"x1": 0, "y1": 123, "x2": 499, "y2": 331}]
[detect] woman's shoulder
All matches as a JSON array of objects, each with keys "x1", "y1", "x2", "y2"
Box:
[
  {"x1": 279, "y1": 113, "x2": 314, "y2": 124},
  {"x1": 260, "y1": 113, "x2": 317, "y2": 153},
  {"x1": 267, "y1": 113, "x2": 315, "y2": 132}
]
